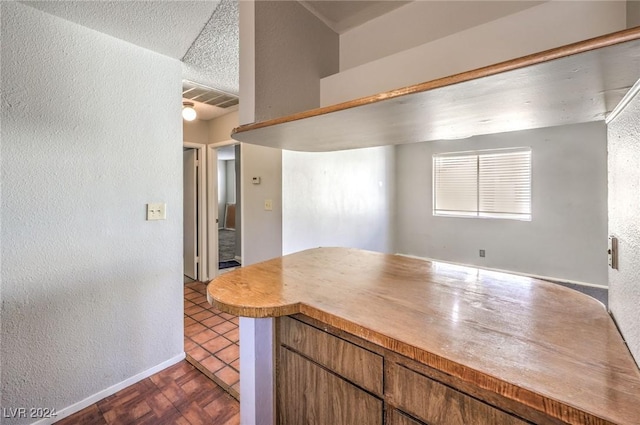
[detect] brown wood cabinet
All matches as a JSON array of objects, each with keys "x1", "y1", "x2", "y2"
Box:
[
  {"x1": 386, "y1": 409, "x2": 426, "y2": 425},
  {"x1": 209, "y1": 247, "x2": 640, "y2": 424},
  {"x1": 278, "y1": 315, "x2": 532, "y2": 425},
  {"x1": 278, "y1": 341, "x2": 383, "y2": 425},
  {"x1": 386, "y1": 362, "x2": 530, "y2": 425}
]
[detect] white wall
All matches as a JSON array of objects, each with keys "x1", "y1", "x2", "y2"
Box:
[
  {"x1": 208, "y1": 110, "x2": 238, "y2": 144},
  {"x1": 0, "y1": 3, "x2": 183, "y2": 423},
  {"x1": 608, "y1": 91, "x2": 640, "y2": 365},
  {"x1": 217, "y1": 159, "x2": 236, "y2": 229},
  {"x1": 396, "y1": 122, "x2": 608, "y2": 286},
  {"x1": 218, "y1": 160, "x2": 227, "y2": 227},
  {"x1": 183, "y1": 119, "x2": 209, "y2": 144},
  {"x1": 323, "y1": 1, "x2": 626, "y2": 105},
  {"x1": 339, "y1": 0, "x2": 542, "y2": 71},
  {"x1": 241, "y1": 144, "x2": 282, "y2": 265},
  {"x1": 283, "y1": 147, "x2": 395, "y2": 255},
  {"x1": 226, "y1": 160, "x2": 236, "y2": 204}
]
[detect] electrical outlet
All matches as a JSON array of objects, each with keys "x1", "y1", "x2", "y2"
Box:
[
  {"x1": 479, "y1": 249, "x2": 485, "y2": 258},
  {"x1": 264, "y1": 199, "x2": 273, "y2": 211},
  {"x1": 147, "y1": 203, "x2": 166, "y2": 220}
]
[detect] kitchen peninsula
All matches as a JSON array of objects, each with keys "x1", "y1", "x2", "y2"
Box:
[{"x1": 207, "y1": 247, "x2": 640, "y2": 425}]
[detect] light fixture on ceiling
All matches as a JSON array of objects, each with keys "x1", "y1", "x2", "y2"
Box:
[{"x1": 182, "y1": 102, "x2": 197, "y2": 121}]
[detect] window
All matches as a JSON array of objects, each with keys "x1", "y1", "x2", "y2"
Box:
[{"x1": 433, "y1": 148, "x2": 531, "y2": 220}]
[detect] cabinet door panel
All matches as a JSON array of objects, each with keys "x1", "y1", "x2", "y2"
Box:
[
  {"x1": 386, "y1": 362, "x2": 529, "y2": 425},
  {"x1": 280, "y1": 316, "x2": 383, "y2": 395},
  {"x1": 278, "y1": 347, "x2": 382, "y2": 425},
  {"x1": 386, "y1": 408, "x2": 426, "y2": 425}
]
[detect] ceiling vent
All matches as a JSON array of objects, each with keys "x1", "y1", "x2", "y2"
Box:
[{"x1": 182, "y1": 80, "x2": 239, "y2": 109}]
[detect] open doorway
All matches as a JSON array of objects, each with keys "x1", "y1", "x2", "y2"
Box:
[
  {"x1": 183, "y1": 143, "x2": 208, "y2": 283},
  {"x1": 182, "y1": 142, "x2": 241, "y2": 400},
  {"x1": 216, "y1": 144, "x2": 241, "y2": 270}
]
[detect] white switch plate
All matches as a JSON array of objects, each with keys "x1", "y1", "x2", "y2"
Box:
[
  {"x1": 147, "y1": 203, "x2": 166, "y2": 220},
  {"x1": 264, "y1": 199, "x2": 273, "y2": 211}
]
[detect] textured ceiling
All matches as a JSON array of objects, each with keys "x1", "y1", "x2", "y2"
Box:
[
  {"x1": 182, "y1": 0, "x2": 239, "y2": 95},
  {"x1": 22, "y1": 1, "x2": 220, "y2": 59},
  {"x1": 21, "y1": 0, "x2": 413, "y2": 119}
]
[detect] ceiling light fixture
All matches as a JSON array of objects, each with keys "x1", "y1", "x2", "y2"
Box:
[{"x1": 182, "y1": 102, "x2": 197, "y2": 121}]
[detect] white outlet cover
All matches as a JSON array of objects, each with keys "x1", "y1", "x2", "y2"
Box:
[{"x1": 147, "y1": 203, "x2": 166, "y2": 220}]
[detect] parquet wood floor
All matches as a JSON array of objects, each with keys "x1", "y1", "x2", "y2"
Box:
[{"x1": 55, "y1": 361, "x2": 239, "y2": 425}]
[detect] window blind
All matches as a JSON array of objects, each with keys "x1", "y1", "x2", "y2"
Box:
[{"x1": 433, "y1": 148, "x2": 531, "y2": 220}]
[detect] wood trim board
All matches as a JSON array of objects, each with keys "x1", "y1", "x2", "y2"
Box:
[{"x1": 231, "y1": 27, "x2": 640, "y2": 152}]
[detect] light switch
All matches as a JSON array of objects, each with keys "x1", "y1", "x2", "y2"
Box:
[
  {"x1": 147, "y1": 203, "x2": 166, "y2": 220},
  {"x1": 264, "y1": 199, "x2": 273, "y2": 211}
]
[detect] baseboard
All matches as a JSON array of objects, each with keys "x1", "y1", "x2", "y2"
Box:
[
  {"x1": 31, "y1": 352, "x2": 186, "y2": 425},
  {"x1": 396, "y1": 253, "x2": 608, "y2": 290}
]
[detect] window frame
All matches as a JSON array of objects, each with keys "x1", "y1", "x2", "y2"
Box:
[{"x1": 432, "y1": 147, "x2": 532, "y2": 221}]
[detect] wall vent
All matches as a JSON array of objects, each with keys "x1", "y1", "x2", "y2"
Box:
[{"x1": 182, "y1": 80, "x2": 239, "y2": 109}]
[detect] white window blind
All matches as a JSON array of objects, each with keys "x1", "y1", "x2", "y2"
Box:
[{"x1": 433, "y1": 148, "x2": 531, "y2": 220}]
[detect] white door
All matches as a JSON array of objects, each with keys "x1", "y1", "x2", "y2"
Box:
[{"x1": 183, "y1": 149, "x2": 198, "y2": 280}]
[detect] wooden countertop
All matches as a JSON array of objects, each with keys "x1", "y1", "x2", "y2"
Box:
[{"x1": 207, "y1": 247, "x2": 640, "y2": 425}]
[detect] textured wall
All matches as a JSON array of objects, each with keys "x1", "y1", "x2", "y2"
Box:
[
  {"x1": 1, "y1": 3, "x2": 183, "y2": 423},
  {"x1": 396, "y1": 122, "x2": 608, "y2": 286},
  {"x1": 608, "y1": 93, "x2": 640, "y2": 365}
]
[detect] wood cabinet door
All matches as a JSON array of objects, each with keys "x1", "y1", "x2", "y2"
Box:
[
  {"x1": 386, "y1": 362, "x2": 530, "y2": 425},
  {"x1": 278, "y1": 347, "x2": 383, "y2": 425}
]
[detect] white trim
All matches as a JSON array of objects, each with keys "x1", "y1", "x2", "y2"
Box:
[
  {"x1": 240, "y1": 317, "x2": 275, "y2": 425},
  {"x1": 397, "y1": 253, "x2": 608, "y2": 289},
  {"x1": 206, "y1": 144, "x2": 219, "y2": 280},
  {"x1": 184, "y1": 142, "x2": 208, "y2": 281},
  {"x1": 606, "y1": 76, "x2": 640, "y2": 124},
  {"x1": 31, "y1": 353, "x2": 185, "y2": 425}
]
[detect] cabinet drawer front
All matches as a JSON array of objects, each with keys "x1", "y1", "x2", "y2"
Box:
[
  {"x1": 280, "y1": 316, "x2": 383, "y2": 395},
  {"x1": 279, "y1": 347, "x2": 383, "y2": 425},
  {"x1": 386, "y1": 362, "x2": 529, "y2": 425},
  {"x1": 386, "y1": 408, "x2": 426, "y2": 425}
]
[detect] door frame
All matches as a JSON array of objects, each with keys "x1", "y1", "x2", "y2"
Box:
[
  {"x1": 207, "y1": 140, "x2": 239, "y2": 277},
  {"x1": 184, "y1": 142, "x2": 208, "y2": 282}
]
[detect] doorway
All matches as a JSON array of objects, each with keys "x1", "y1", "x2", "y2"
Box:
[
  {"x1": 216, "y1": 144, "x2": 241, "y2": 270},
  {"x1": 182, "y1": 142, "x2": 241, "y2": 400},
  {"x1": 183, "y1": 143, "x2": 208, "y2": 283}
]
